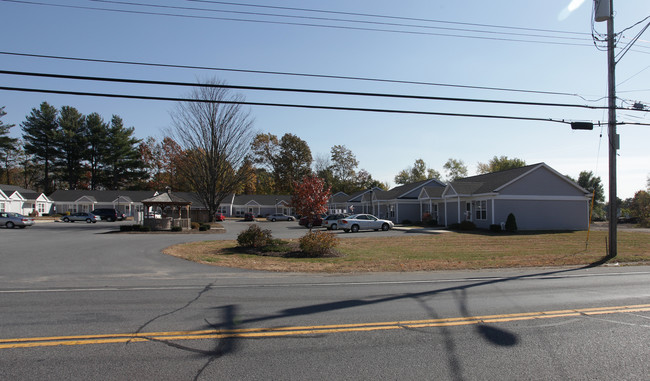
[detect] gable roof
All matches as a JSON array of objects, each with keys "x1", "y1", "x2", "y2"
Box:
[
  {"x1": 445, "y1": 163, "x2": 588, "y2": 197},
  {"x1": 142, "y1": 191, "x2": 192, "y2": 205},
  {"x1": 232, "y1": 194, "x2": 292, "y2": 206},
  {"x1": 0, "y1": 184, "x2": 49, "y2": 202},
  {"x1": 375, "y1": 178, "x2": 444, "y2": 201},
  {"x1": 419, "y1": 186, "x2": 445, "y2": 199},
  {"x1": 49, "y1": 190, "x2": 158, "y2": 203}
]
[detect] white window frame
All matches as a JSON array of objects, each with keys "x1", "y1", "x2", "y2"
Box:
[{"x1": 475, "y1": 200, "x2": 487, "y2": 221}]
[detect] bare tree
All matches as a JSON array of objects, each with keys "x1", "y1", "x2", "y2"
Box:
[{"x1": 170, "y1": 79, "x2": 255, "y2": 222}]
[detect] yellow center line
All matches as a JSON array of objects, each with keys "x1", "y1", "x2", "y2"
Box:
[{"x1": 2, "y1": 304, "x2": 649, "y2": 350}]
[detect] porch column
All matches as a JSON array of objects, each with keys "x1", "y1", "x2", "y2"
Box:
[
  {"x1": 491, "y1": 199, "x2": 495, "y2": 225},
  {"x1": 444, "y1": 199, "x2": 448, "y2": 227}
]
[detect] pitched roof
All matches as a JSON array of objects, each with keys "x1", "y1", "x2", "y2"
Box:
[
  {"x1": 375, "y1": 178, "x2": 444, "y2": 200},
  {"x1": 142, "y1": 191, "x2": 192, "y2": 205},
  {"x1": 0, "y1": 184, "x2": 45, "y2": 201},
  {"x1": 420, "y1": 186, "x2": 445, "y2": 198},
  {"x1": 446, "y1": 163, "x2": 585, "y2": 196},
  {"x1": 233, "y1": 194, "x2": 292, "y2": 205},
  {"x1": 49, "y1": 189, "x2": 158, "y2": 203},
  {"x1": 0, "y1": 184, "x2": 34, "y2": 193}
]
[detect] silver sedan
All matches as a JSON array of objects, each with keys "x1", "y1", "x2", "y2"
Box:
[
  {"x1": 339, "y1": 214, "x2": 394, "y2": 233},
  {"x1": 0, "y1": 212, "x2": 35, "y2": 228},
  {"x1": 61, "y1": 212, "x2": 100, "y2": 223},
  {"x1": 266, "y1": 213, "x2": 295, "y2": 222}
]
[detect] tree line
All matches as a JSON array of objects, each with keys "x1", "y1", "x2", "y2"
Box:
[{"x1": 1, "y1": 102, "x2": 145, "y2": 193}]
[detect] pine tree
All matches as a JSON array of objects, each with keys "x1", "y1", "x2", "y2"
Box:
[
  {"x1": 85, "y1": 112, "x2": 108, "y2": 190},
  {"x1": 56, "y1": 106, "x2": 87, "y2": 189},
  {"x1": 21, "y1": 102, "x2": 59, "y2": 193},
  {"x1": 0, "y1": 106, "x2": 18, "y2": 184},
  {"x1": 103, "y1": 115, "x2": 146, "y2": 189}
]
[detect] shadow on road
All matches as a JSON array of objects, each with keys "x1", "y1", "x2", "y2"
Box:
[{"x1": 137, "y1": 255, "x2": 613, "y2": 379}]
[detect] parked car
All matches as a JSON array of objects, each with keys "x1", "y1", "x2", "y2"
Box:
[
  {"x1": 91, "y1": 208, "x2": 125, "y2": 222},
  {"x1": 61, "y1": 212, "x2": 100, "y2": 223},
  {"x1": 339, "y1": 214, "x2": 394, "y2": 233},
  {"x1": 243, "y1": 213, "x2": 255, "y2": 221},
  {"x1": 299, "y1": 214, "x2": 326, "y2": 228},
  {"x1": 0, "y1": 212, "x2": 35, "y2": 228},
  {"x1": 322, "y1": 213, "x2": 350, "y2": 230},
  {"x1": 214, "y1": 213, "x2": 226, "y2": 221},
  {"x1": 266, "y1": 213, "x2": 294, "y2": 222}
]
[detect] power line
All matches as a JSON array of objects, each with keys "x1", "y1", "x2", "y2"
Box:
[
  {"x1": 1, "y1": 0, "x2": 597, "y2": 47},
  {"x1": 0, "y1": 51, "x2": 600, "y2": 100},
  {"x1": 0, "y1": 84, "x2": 581, "y2": 124},
  {"x1": 85, "y1": 0, "x2": 592, "y2": 43},
  {"x1": 0, "y1": 69, "x2": 613, "y2": 111},
  {"x1": 185, "y1": 0, "x2": 588, "y2": 36}
]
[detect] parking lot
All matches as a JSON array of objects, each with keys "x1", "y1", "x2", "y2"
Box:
[
  {"x1": 2, "y1": 217, "x2": 418, "y2": 238},
  {"x1": 0, "y1": 218, "x2": 425, "y2": 289}
]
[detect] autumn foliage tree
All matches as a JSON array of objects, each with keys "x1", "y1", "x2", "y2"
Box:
[{"x1": 291, "y1": 175, "x2": 331, "y2": 230}]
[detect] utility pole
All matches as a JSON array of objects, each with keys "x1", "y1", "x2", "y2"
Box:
[
  {"x1": 606, "y1": 0, "x2": 617, "y2": 258},
  {"x1": 595, "y1": 0, "x2": 617, "y2": 258}
]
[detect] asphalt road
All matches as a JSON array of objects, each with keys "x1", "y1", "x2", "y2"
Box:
[{"x1": 1, "y1": 221, "x2": 649, "y2": 380}]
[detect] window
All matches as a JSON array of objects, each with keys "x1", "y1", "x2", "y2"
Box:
[
  {"x1": 38, "y1": 203, "x2": 46, "y2": 213},
  {"x1": 0, "y1": 202, "x2": 4, "y2": 212},
  {"x1": 475, "y1": 200, "x2": 487, "y2": 220}
]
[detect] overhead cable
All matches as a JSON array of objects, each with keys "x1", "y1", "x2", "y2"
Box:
[
  {"x1": 1, "y1": 0, "x2": 596, "y2": 47},
  {"x1": 0, "y1": 69, "x2": 612, "y2": 111},
  {"x1": 0, "y1": 85, "x2": 580, "y2": 124},
  {"x1": 0, "y1": 51, "x2": 599, "y2": 100}
]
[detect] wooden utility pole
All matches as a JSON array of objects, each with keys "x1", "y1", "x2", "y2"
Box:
[{"x1": 606, "y1": 0, "x2": 618, "y2": 258}]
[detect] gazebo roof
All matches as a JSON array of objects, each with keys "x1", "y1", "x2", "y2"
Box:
[{"x1": 141, "y1": 191, "x2": 192, "y2": 206}]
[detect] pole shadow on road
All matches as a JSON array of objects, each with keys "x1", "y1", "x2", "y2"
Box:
[{"x1": 134, "y1": 255, "x2": 611, "y2": 380}]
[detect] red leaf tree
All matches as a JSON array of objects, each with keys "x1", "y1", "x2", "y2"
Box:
[{"x1": 291, "y1": 175, "x2": 331, "y2": 229}]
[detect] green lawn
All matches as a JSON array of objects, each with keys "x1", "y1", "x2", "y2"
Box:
[{"x1": 164, "y1": 230, "x2": 650, "y2": 273}]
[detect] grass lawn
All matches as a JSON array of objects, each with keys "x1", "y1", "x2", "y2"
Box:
[{"x1": 163, "y1": 230, "x2": 650, "y2": 273}]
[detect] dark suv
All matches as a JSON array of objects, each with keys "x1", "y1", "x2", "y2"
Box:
[{"x1": 91, "y1": 208, "x2": 126, "y2": 222}]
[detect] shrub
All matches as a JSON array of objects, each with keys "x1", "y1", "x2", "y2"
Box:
[
  {"x1": 459, "y1": 220, "x2": 476, "y2": 231},
  {"x1": 449, "y1": 221, "x2": 476, "y2": 231},
  {"x1": 199, "y1": 225, "x2": 209, "y2": 231},
  {"x1": 401, "y1": 219, "x2": 412, "y2": 225},
  {"x1": 120, "y1": 225, "x2": 133, "y2": 232},
  {"x1": 489, "y1": 224, "x2": 502, "y2": 233},
  {"x1": 171, "y1": 226, "x2": 183, "y2": 232},
  {"x1": 237, "y1": 224, "x2": 272, "y2": 248},
  {"x1": 201, "y1": 223, "x2": 211, "y2": 230},
  {"x1": 191, "y1": 222, "x2": 200, "y2": 230},
  {"x1": 139, "y1": 226, "x2": 151, "y2": 232},
  {"x1": 299, "y1": 230, "x2": 339, "y2": 257},
  {"x1": 505, "y1": 213, "x2": 518, "y2": 233},
  {"x1": 132, "y1": 224, "x2": 142, "y2": 231},
  {"x1": 261, "y1": 239, "x2": 292, "y2": 253},
  {"x1": 425, "y1": 219, "x2": 438, "y2": 227}
]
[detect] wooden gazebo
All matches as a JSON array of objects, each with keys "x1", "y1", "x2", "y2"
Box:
[{"x1": 141, "y1": 189, "x2": 192, "y2": 230}]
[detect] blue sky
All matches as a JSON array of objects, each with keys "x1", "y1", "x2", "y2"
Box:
[{"x1": 2, "y1": 0, "x2": 649, "y2": 199}]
